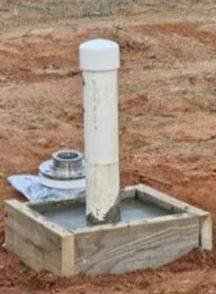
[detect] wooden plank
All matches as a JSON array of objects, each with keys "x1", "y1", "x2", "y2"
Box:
[
  {"x1": 120, "y1": 186, "x2": 136, "y2": 199},
  {"x1": 5, "y1": 200, "x2": 72, "y2": 236},
  {"x1": 137, "y1": 189, "x2": 183, "y2": 213},
  {"x1": 74, "y1": 214, "x2": 199, "y2": 275},
  {"x1": 61, "y1": 235, "x2": 75, "y2": 276},
  {"x1": 200, "y1": 214, "x2": 213, "y2": 250},
  {"x1": 135, "y1": 184, "x2": 210, "y2": 217},
  {"x1": 135, "y1": 184, "x2": 212, "y2": 251},
  {"x1": 5, "y1": 200, "x2": 74, "y2": 276},
  {"x1": 29, "y1": 196, "x2": 85, "y2": 214}
]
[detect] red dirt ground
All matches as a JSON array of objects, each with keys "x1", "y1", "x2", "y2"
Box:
[{"x1": 0, "y1": 1, "x2": 216, "y2": 293}]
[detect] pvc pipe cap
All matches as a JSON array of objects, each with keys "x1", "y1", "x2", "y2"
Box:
[{"x1": 79, "y1": 39, "x2": 120, "y2": 71}]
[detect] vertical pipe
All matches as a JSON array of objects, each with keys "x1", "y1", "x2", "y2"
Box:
[{"x1": 79, "y1": 39, "x2": 120, "y2": 224}]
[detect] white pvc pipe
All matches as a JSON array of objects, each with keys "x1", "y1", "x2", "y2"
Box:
[{"x1": 79, "y1": 39, "x2": 120, "y2": 224}]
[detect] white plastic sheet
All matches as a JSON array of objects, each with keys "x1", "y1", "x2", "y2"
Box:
[{"x1": 8, "y1": 175, "x2": 85, "y2": 202}]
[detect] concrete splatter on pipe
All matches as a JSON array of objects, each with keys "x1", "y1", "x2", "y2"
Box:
[{"x1": 79, "y1": 39, "x2": 120, "y2": 224}]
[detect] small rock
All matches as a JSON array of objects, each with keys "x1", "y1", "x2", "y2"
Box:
[{"x1": 36, "y1": 137, "x2": 51, "y2": 147}]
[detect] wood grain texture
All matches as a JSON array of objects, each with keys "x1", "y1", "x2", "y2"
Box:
[
  {"x1": 200, "y1": 214, "x2": 213, "y2": 250},
  {"x1": 5, "y1": 200, "x2": 74, "y2": 275},
  {"x1": 4, "y1": 184, "x2": 212, "y2": 276},
  {"x1": 75, "y1": 214, "x2": 199, "y2": 274},
  {"x1": 61, "y1": 235, "x2": 75, "y2": 276},
  {"x1": 135, "y1": 184, "x2": 212, "y2": 250}
]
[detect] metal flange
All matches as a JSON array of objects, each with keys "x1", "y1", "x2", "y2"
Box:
[{"x1": 39, "y1": 150, "x2": 86, "y2": 189}]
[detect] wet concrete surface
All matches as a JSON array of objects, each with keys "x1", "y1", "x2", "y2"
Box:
[{"x1": 32, "y1": 197, "x2": 174, "y2": 230}]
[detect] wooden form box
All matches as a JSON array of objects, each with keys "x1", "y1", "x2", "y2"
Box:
[{"x1": 5, "y1": 184, "x2": 212, "y2": 276}]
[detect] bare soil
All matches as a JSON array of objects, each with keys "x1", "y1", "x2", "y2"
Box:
[{"x1": 0, "y1": 1, "x2": 216, "y2": 293}]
